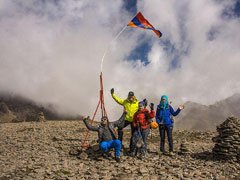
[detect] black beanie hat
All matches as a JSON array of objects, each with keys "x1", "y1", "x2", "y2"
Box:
[{"x1": 128, "y1": 91, "x2": 134, "y2": 96}]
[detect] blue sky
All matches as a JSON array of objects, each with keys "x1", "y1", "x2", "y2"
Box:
[
  {"x1": 124, "y1": 0, "x2": 240, "y2": 70},
  {"x1": 235, "y1": 1, "x2": 240, "y2": 16}
]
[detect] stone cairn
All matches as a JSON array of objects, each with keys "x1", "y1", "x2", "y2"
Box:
[
  {"x1": 212, "y1": 116, "x2": 240, "y2": 162},
  {"x1": 37, "y1": 112, "x2": 46, "y2": 122},
  {"x1": 179, "y1": 140, "x2": 191, "y2": 155}
]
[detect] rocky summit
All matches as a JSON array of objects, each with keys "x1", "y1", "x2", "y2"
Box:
[{"x1": 0, "y1": 120, "x2": 240, "y2": 180}]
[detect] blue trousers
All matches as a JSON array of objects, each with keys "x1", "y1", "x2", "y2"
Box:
[{"x1": 100, "y1": 139, "x2": 122, "y2": 157}]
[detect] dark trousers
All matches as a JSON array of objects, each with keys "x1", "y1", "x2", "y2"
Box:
[
  {"x1": 131, "y1": 128, "x2": 149, "y2": 154},
  {"x1": 118, "y1": 120, "x2": 134, "y2": 149},
  {"x1": 159, "y1": 125, "x2": 173, "y2": 152}
]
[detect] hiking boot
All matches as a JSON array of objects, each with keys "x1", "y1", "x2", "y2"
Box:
[
  {"x1": 139, "y1": 156, "x2": 144, "y2": 160},
  {"x1": 140, "y1": 148, "x2": 147, "y2": 157},
  {"x1": 102, "y1": 152, "x2": 112, "y2": 158},
  {"x1": 169, "y1": 152, "x2": 175, "y2": 156},
  {"x1": 139, "y1": 152, "x2": 146, "y2": 160},
  {"x1": 158, "y1": 151, "x2": 164, "y2": 155},
  {"x1": 127, "y1": 150, "x2": 132, "y2": 154},
  {"x1": 129, "y1": 151, "x2": 136, "y2": 157},
  {"x1": 115, "y1": 156, "x2": 121, "y2": 162},
  {"x1": 121, "y1": 145, "x2": 126, "y2": 152}
]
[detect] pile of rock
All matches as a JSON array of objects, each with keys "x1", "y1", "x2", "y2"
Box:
[
  {"x1": 179, "y1": 140, "x2": 191, "y2": 155},
  {"x1": 26, "y1": 112, "x2": 46, "y2": 122},
  {"x1": 37, "y1": 112, "x2": 46, "y2": 122},
  {"x1": 212, "y1": 116, "x2": 240, "y2": 162}
]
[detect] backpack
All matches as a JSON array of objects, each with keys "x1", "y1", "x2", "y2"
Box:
[{"x1": 167, "y1": 104, "x2": 174, "y2": 124}]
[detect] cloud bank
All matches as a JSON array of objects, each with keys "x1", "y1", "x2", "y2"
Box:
[{"x1": 0, "y1": 0, "x2": 240, "y2": 120}]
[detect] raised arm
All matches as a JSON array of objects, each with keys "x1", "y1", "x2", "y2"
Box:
[
  {"x1": 110, "y1": 88, "x2": 125, "y2": 105},
  {"x1": 148, "y1": 110, "x2": 155, "y2": 119},
  {"x1": 111, "y1": 111, "x2": 127, "y2": 128},
  {"x1": 169, "y1": 105, "x2": 181, "y2": 116},
  {"x1": 112, "y1": 94, "x2": 125, "y2": 105},
  {"x1": 111, "y1": 88, "x2": 125, "y2": 105},
  {"x1": 148, "y1": 103, "x2": 155, "y2": 119},
  {"x1": 83, "y1": 117, "x2": 99, "y2": 131}
]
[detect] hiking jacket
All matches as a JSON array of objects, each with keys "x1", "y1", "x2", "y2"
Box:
[
  {"x1": 132, "y1": 109, "x2": 155, "y2": 130},
  {"x1": 83, "y1": 112, "x2": 127, "y2": 143},
  {"x1": 111, "y1": 93, "x2": 138, "y2": 122},
  {"x1": 155, "y1": 104, "x2": 181, "y2": 126}
]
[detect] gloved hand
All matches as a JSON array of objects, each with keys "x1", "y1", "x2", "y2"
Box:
[
  {"x1": 149, "y1": 103, "x2": 154, "y2": 110},
  {"x1": 143, "y1": 98, "x2": 148, "y2": 107},
  {"x1": 111, "y1": 88, "x2": 114, "y2": 94},
  {"x1": 82, "y1": 116, "x2": 88, "y2": 120}
]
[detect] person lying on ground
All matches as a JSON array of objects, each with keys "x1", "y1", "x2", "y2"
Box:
[{"x1": 82, "y1": 110, "x2": 127, "y2": 162}]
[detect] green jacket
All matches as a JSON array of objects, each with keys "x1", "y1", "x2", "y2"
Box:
[{"x1": 112, "y1": 94, "x2": 139, "y2": 122}]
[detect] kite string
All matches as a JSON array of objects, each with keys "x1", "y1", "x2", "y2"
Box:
[{"x1": 100, "y1": 25, "x2": 127, "y2": 72}]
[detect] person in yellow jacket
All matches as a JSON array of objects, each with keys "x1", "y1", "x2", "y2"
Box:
[{"x1": 111, "y1": 88, "x2": 139, "y2": 150}]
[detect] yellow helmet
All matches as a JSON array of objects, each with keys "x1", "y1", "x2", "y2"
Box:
[{"x1": 150, "y1": 122, "x2": 158, "y2": 129}]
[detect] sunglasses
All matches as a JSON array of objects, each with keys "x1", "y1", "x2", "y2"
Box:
[{"x1": 101, "y1": 118, "x2": 108, "y2": 121}]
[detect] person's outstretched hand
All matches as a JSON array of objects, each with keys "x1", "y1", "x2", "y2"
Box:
[
  {"x1": 111, "y1": 88, "x2": 114, "y2": 94},
  {"x1": 179, "y1": 105, "x2": 184, "y2": 110}
]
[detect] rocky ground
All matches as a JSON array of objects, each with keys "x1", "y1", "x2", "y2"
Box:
[{"x1": 0, "y1": 121, "x2": 239, "y2": 180}]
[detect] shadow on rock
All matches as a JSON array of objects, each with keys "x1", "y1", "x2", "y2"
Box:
[
  {"x1": 191, "y1": 151, "x2": 214, "y2": 160},
  {"x1": 69, "y1": 144, "x2": 106, "y2": 161},
  {"x1": 191, "y1": 151, "x2": 232, "y2": 162}
]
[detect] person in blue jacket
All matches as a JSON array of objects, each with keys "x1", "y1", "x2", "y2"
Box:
[{"x1": 156, "y1": 95, "x2": 184, "y2": 156}]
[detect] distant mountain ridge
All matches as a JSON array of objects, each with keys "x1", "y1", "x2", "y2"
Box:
[
  {"x1": 1, "y1": 92, "x2": 240, "y2": 129},
  {"x1": 175, "y1": 93, "x2": 240, "y2": 131},
  {"x1": 0, "y1": 93, "x2": 80, "y2": 123}
]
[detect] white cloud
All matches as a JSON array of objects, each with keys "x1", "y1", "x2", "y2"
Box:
[
  {"x1": 0, "y1": 0, "x2": 240, "y2": 120},
  {"x1": 138, "y1": 0, "x2": 240, "y2": 104}
]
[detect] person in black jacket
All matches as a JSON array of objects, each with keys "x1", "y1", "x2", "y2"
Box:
[{"x1": 82, "y1": 111, "x2": 127, "y2": 162}]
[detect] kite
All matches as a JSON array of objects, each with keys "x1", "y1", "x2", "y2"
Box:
[
  {"x1": 101, "y1": 12, "x2": 162, "y2": 71},
  {"x1": 127, "y1": 12, "x2": 162, "y2": 38}
]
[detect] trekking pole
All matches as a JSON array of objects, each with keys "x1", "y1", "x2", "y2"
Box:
[
  {"x1": 149, "y1": 119, "x2": 153, "y2": 139},
  {"x1": 150, "y1": 127, "x2": 152, "y2": 139},
  {"x1": 137, "y1": 126, "x2": 145, "y2": 148}
]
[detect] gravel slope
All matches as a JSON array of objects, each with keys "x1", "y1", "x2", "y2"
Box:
[{"x1": 0, "y1": 121, "x2": 239, "y2": 180}]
